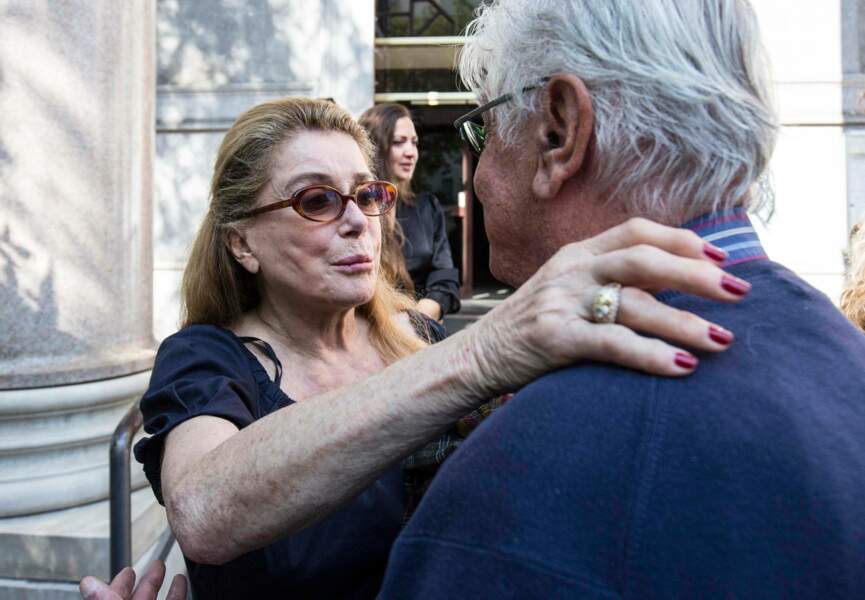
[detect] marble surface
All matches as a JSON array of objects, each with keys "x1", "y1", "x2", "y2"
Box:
[
  {"x1": 0, "y1": 578, "x2": 80, "y2": 600},
  {"x1": 156, "y1": 0, "x2": 373, "y2": 115},
  {"x1": 0, "y1": 371, "x2": 150, "y2": 517},
  {"x1": 0, "y1": 529, "x2": 185, "y2": 600},
  {"x1": 0, "y1": 487, "x2": 166, "y2": 582},
  {"x1": 152, "y1": 1, "x2": 375, "y2": 343},
  {"x1": 0, "y1": 1, "x2": 156, "y2": 388},
  {"x1": 0, "y1": 1, "x2": 159, "y2": 588}
]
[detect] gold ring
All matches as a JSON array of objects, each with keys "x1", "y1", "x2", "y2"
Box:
[{"x1": 591, "y1": 283, "x2": 622, "y2": 324}]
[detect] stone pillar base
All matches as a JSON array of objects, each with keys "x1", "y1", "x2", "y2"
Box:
[{"x1": 0, "y1": 488, "x2": 169, "y2": 597}]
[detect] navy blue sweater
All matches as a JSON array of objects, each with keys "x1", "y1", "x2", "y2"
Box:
[{"x1": 380, "y1": 260, "x2": 865, "y2": 598}]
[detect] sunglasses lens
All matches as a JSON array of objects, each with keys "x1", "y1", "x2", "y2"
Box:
[
  {"x1": 357, "y1": 182, "x2": 397, "y2": 215},
  {"x1": 293, "y1": 182, "x2": 397, "y2": 222},
  {"x1": 461, "y1": 122, "x2": 485, "y2": 156},
  {"x1": 297, "y1": 187, "x2": 341, "y2": 220}
]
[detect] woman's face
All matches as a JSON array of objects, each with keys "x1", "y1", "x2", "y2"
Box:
[
  {"x1": 238, "y1": 130, "x2": 382, "y2": 312},
  {"x1": 387, "y1": 116, "x2": 418, "y2": 183}
]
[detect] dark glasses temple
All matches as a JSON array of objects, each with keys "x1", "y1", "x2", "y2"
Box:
[
  {"x1": 453, "y1": 78, "x2": 551, "y2": 130},
  {"x1": 454, "y1": 93, "x2": 513, "y2": 129}
]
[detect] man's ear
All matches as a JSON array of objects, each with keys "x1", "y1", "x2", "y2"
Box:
[
  {"x1": 532, "y1": 74, "x2": 594, "y2": 200},
  {"x1": 226, "y1": 226, "x2": 260, "y2": 274}
]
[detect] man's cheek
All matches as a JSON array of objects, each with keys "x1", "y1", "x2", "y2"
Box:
[{"x1": 473, "y1": 157, "x2": 494, "y2": 205}]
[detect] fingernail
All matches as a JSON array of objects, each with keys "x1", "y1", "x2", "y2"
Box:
[
  {"x1": 709, "y1": 325, "x2": 733, "y2": 345},
  {"x1": 721, "y1": 274, "x2": 751, "y2": 296},
  {"x1": 675, "y1": 352, "x2": 699, "y2": 370},
  {"x1": 703, "y1": 243, "x2": 728, "y2": 262}
]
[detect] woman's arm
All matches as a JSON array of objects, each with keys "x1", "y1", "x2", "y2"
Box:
[
  {"x1": 416, "y1": 298, "x2": 443, "y2": 320},
  {"x1": 162, "y1": 219, "x2": 747, "y2": 564}
]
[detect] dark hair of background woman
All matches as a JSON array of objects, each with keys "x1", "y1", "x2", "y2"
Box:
[{"x1": 359, "y1": 103, "x2": 417, "y2": 295}]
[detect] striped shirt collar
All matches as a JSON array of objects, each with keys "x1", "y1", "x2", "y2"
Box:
[{"x1": 682, "y1": 207, "x2": 767, "y2": 268}]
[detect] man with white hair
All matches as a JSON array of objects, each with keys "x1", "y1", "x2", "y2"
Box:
[{"x1": 380, "y1": 0, "x2": 865, "y2": 596}]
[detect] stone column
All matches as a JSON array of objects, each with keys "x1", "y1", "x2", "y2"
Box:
[
  {"x1": 843, "y1": 0, "x2": 865, "y2": 229},
  {"x1": 0, "y1": 1, "x2": 165, "y2": 594}
]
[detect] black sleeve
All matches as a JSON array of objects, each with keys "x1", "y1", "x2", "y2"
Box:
[
  {"x1": 132, "y1": 325, "x2": 259, "y2": 504},
  {"x1": 423, "y1": 195, "x2": 461, "y2": 315}
]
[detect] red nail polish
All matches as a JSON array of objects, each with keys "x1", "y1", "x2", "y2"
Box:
[
  {"x1": 721, "y1": 274, "x2": 751, "y2": 296},
  {"x1": 703, "y1": 243, "x2": 728, "y2": 262},
  {"x1": 675, "y1": 352, "x2": 699, "y2": 370},
  {"x1": 709, "y1": 325, "x2": 733, "y2": 345}
]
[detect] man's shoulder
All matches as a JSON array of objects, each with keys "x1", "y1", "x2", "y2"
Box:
[
  {"x1": 521, "y1": 361, "x2": 656, "y2": 399},
  {"x1": 668, "y1": 259, "x2": 845, "y2": 324},
  {"x1": 666, "y1": 259, "x2": 865, "y2": 371},
  {"x1": 499, "y1": 361, "x2": 663, "y2": 436}
]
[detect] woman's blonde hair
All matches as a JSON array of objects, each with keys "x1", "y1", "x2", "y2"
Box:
[
  {"x1": 841, "y1": 221, "x2": 865, "y2": 331},
  {"x1": 182, "y1": 96, "x2": 425, "y2": 363}
]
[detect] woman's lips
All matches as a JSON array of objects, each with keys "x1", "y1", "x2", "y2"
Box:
[{"x1": 333, "y1": 255, "x2": 373, "y2": 273}]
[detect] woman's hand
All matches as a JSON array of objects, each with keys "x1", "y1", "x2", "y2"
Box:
[{"x1": 464, "y1": 218, "x2": 749, "y2": 395}]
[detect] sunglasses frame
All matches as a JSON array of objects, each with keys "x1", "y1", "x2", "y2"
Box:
[
  {"x1": 454, "y1": 78, "x2": 550, "y2": 156},
  {"x1": 239, "y1": 180, "x2": 398, "y2": 223}
]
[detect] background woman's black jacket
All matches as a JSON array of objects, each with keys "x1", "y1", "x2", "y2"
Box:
[{"x1": 397, "y1": 192, "x2": 461, "y2": 315}]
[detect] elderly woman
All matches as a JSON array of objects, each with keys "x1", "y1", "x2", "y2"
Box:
[
  {"x1": 131, "y1": 97, "x2": 746, "y2": 599},
  {"x1": 359, "y1": 103, "x2": 461, "y2": 320}
]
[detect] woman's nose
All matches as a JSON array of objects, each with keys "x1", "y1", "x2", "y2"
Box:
[{"x1": 338, "y1": 199, "x2": 368, "y2": 235}]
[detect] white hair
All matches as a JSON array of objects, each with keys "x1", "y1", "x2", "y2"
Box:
[{"x1": 459, "y1": 0, "x2": 779, "y2": 222}]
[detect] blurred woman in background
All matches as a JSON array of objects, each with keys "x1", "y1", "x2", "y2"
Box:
[{"x1": 360, "y1": 103, "x2": 461, "y2": 321}]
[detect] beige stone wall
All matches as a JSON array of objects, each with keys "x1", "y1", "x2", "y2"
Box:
[
  {"x1": 751, "y1": 0, "x2": 865, "y2": 301},
  {"x1": 0, "y1": 2, "x2": 167, "y2": 595},
  {"x1": 0, "y1": 3, "x2": 156, "y2": 387},
  {"x1": 152, "y1": 0, "x2": 376, "y2": 341}
]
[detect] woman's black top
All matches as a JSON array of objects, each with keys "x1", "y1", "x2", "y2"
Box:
[
  {"x1": 397, "y1": 192, "x2": 461, "y2": 315},
  {"x1": 133, "y1": 317, "x2": 444, "y2": 599}
]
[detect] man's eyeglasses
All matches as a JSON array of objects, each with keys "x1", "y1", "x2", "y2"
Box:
[
  {"x1": 239, "y1": 180, "x2": 398, "y2": 223},
  {"x1": 454, "y1": 79, "x2": 549, "y2": 156}
]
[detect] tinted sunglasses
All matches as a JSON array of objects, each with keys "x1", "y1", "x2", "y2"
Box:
[
  {"x1": 240, "y1": 180, "x2": 398, "y2": 223},
  {"x1": 454, "y1": 79, "x2": 550, "y2": 156}
]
